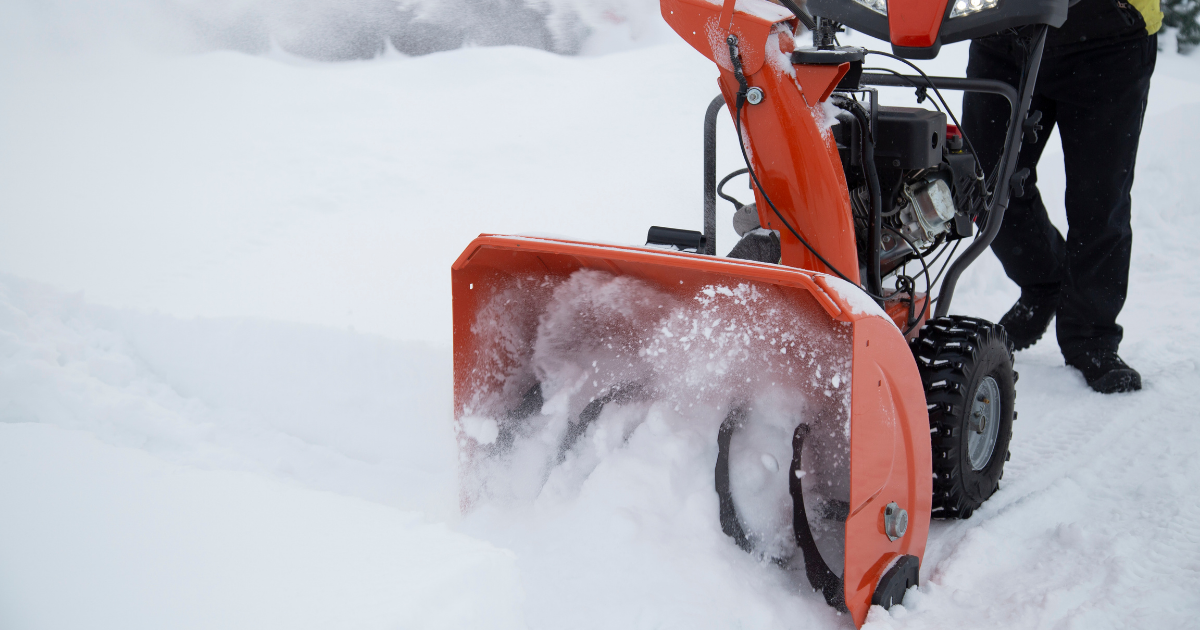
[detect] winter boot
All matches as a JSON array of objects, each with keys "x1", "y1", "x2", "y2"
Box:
[
  {"x1": 998, "y1": 284, "x2": 1060, "y2": 351},
  {"x1": 1066, "y1": 349, "x2": 1142, "y2": 394}
]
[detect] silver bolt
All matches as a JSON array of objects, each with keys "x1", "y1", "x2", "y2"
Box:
[
  {"x1": 884, "y1": 502, "x2": 908, "y2": 541},
  {"x1": 746, "y1": 87, "x2": 764, "y2": 105}
]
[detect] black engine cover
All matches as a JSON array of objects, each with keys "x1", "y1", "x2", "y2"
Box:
[{"x1": 874, "y1": 106, "x2": 947, "y2": 170}]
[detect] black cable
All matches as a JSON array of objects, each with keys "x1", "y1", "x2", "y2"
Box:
[
  {"x1": 733, "y1": 104, "x2": 870, "y2": 290},
  {"x1": 860, "y1": 67, "x2": 943, "y2": 112},
  {"x1": 717, "y1": 168, "x2": 749, "y2": 210},
  {"x1": 882, "y1": 226, "x2": 931, "y2": 334},
  {"x1": 725, "y1": 35, "x2": 886, "y2": 302},
  {"x1": 931, "y1": 239, "x2": 961, "y2": 288},
  {"x1": 913, "y1": 238, "x2": 954, "y2": 280},
  {"x1": 881, "y1": 175, "x2": 906, "y2": 218},
  {"x1": 844, "y1": 98, "x2": 884, "y2": 302},
  {"x1": 894, "y1": 274, "x2": 917, "y2": 327},
  {"x1": 920, "y1": 233, "x2": 945, "y2": 260}
]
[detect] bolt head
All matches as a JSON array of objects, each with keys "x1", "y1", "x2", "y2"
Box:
[
  {"x1": 746, "y1": 87, "x2": 764, "y2": 105},
  {"x1": 884, "y1": 502, "x2": 908, "y2": 541}
]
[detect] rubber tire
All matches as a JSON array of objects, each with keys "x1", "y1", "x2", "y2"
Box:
[{"x1": 912, "y1": 316, "x2": 1016, "y2": 519}]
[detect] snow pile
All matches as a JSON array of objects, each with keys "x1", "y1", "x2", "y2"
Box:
[
  {"x1": 0, "y1": 274, "x2": 521, "y2": 628},
  {"x1": 0, "y1": 423, "x2": 525, "y2": 630},
  {"x1": 450, "y1": 273, "x2": 852, "y2": 628},
  {"x1": 458, "y1": 269, "x2": 852, "y2": 591},
  {"x1": 0, "y1": 274, "x2": 458, "y2": 514}
]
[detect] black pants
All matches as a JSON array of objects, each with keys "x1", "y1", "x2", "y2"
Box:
[{"x1": 962, "y1": 34, "x2": 1156, "y2": 360}]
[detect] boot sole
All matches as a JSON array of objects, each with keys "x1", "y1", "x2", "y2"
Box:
[{"x1": 1088, "y1": 368, "x2": 1142, "y2": 394}]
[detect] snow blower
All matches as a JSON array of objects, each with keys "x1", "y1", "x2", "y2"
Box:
[{"x1": 452, "y1": 0, "x2": 1064, "y2": 624}]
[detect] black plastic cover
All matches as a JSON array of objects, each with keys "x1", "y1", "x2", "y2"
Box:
[
  {"x1": 875, "y1": 106, "x2": 946, "y2": 170},
  {"x1": 791, "y1": 46, "x2": 866, "y2": 65}
]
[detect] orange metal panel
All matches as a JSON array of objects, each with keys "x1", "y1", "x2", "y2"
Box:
[
  {"x1": 888, "y1": 0, "x2": 951, "y2": 48},
  {"x1": 660, "y1": 0, "x2": 784, "y2": 76},
  {"x1": 844, "y1": 316, "x2": 931, "y2": 625},
  {"x1": 793, "y1": 62, "x2": 851, "y2": 104},
  {"x1": 661, "y1": 0, "x2": 860, "y2": 283}
]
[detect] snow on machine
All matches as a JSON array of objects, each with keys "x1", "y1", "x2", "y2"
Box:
[{"x1": 452, "y1": 0, "x2": 1065, "y2": 624}]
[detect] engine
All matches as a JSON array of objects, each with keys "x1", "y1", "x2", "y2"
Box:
[{"x1": 832, "y1": 101, "x2": 982, "y2": 279}]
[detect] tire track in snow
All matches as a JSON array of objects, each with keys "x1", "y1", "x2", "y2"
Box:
[{"x1": 871, "y1": 103, "x2": 1200, "y2": 629}]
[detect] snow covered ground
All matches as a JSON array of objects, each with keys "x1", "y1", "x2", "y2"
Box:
[{"x1": 2, "y1": 3, "x2": 1200, "y2": 628}]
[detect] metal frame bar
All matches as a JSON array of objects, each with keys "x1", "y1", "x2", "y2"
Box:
[
  {"x1": 859, "y1": 74, "x2": 1019, "y2": 108},
  {"x1": 702, "y1": 95, "x2": 725, "y2": 256}
]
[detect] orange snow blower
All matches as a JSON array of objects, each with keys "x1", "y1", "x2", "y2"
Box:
[{"x1": 452, "y1": 0, "x2": 1064, "y2": 624}]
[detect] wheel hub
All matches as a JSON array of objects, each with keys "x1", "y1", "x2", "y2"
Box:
[{"x1": 967, "y1": 376, "x2": 1001, "y2": 471}]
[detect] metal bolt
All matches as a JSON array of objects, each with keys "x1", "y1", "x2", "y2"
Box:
[
  {"x1": 972, "y1": 393, "x2": 991, "y2": 433},
  {"x1": 746, "y1": 87, "x2": 764, "y2": 105},
  {"x1": 884, "y1": 502, "x2": 908, "y2": 541},
  {"x1": 969, "y1": 409, "x2": 987, "y2": 433}
]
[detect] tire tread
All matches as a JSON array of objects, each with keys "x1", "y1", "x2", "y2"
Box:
[{"x1": 911, "y1": 316, "x2": 1015, "y2": 519}]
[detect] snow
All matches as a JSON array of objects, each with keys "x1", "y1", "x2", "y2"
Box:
[
  {"x1": 2, "y1": 5, "x2": 1200, "y2": 629},
  {"x1": 456, "y1": 269, "x2": 853, "y2": 578},
  {"x1": 735, "y1": 0, "x2": 796, "y2": 23},
  {"x1": 822, "y1": 274, "x2": 892, "y2": 321},
  {"x1": 0, "y1": 423, "x2": 524, "y2": 630}
]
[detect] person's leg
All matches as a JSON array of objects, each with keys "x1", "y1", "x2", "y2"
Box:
[
  {"x1": 1040, "y1": 35, "x2": 1156, "y2": 391},
  {"x1": 963, "y1": 39, "x2": 1064, "y2": 348},
  {"x1": 1045, "y1": 37, "x2": 1155, "y2": 358}
]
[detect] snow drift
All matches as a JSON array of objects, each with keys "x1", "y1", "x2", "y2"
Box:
[{"x1": 1, "y1": 6, "x2": 1200, "y2": 628}]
